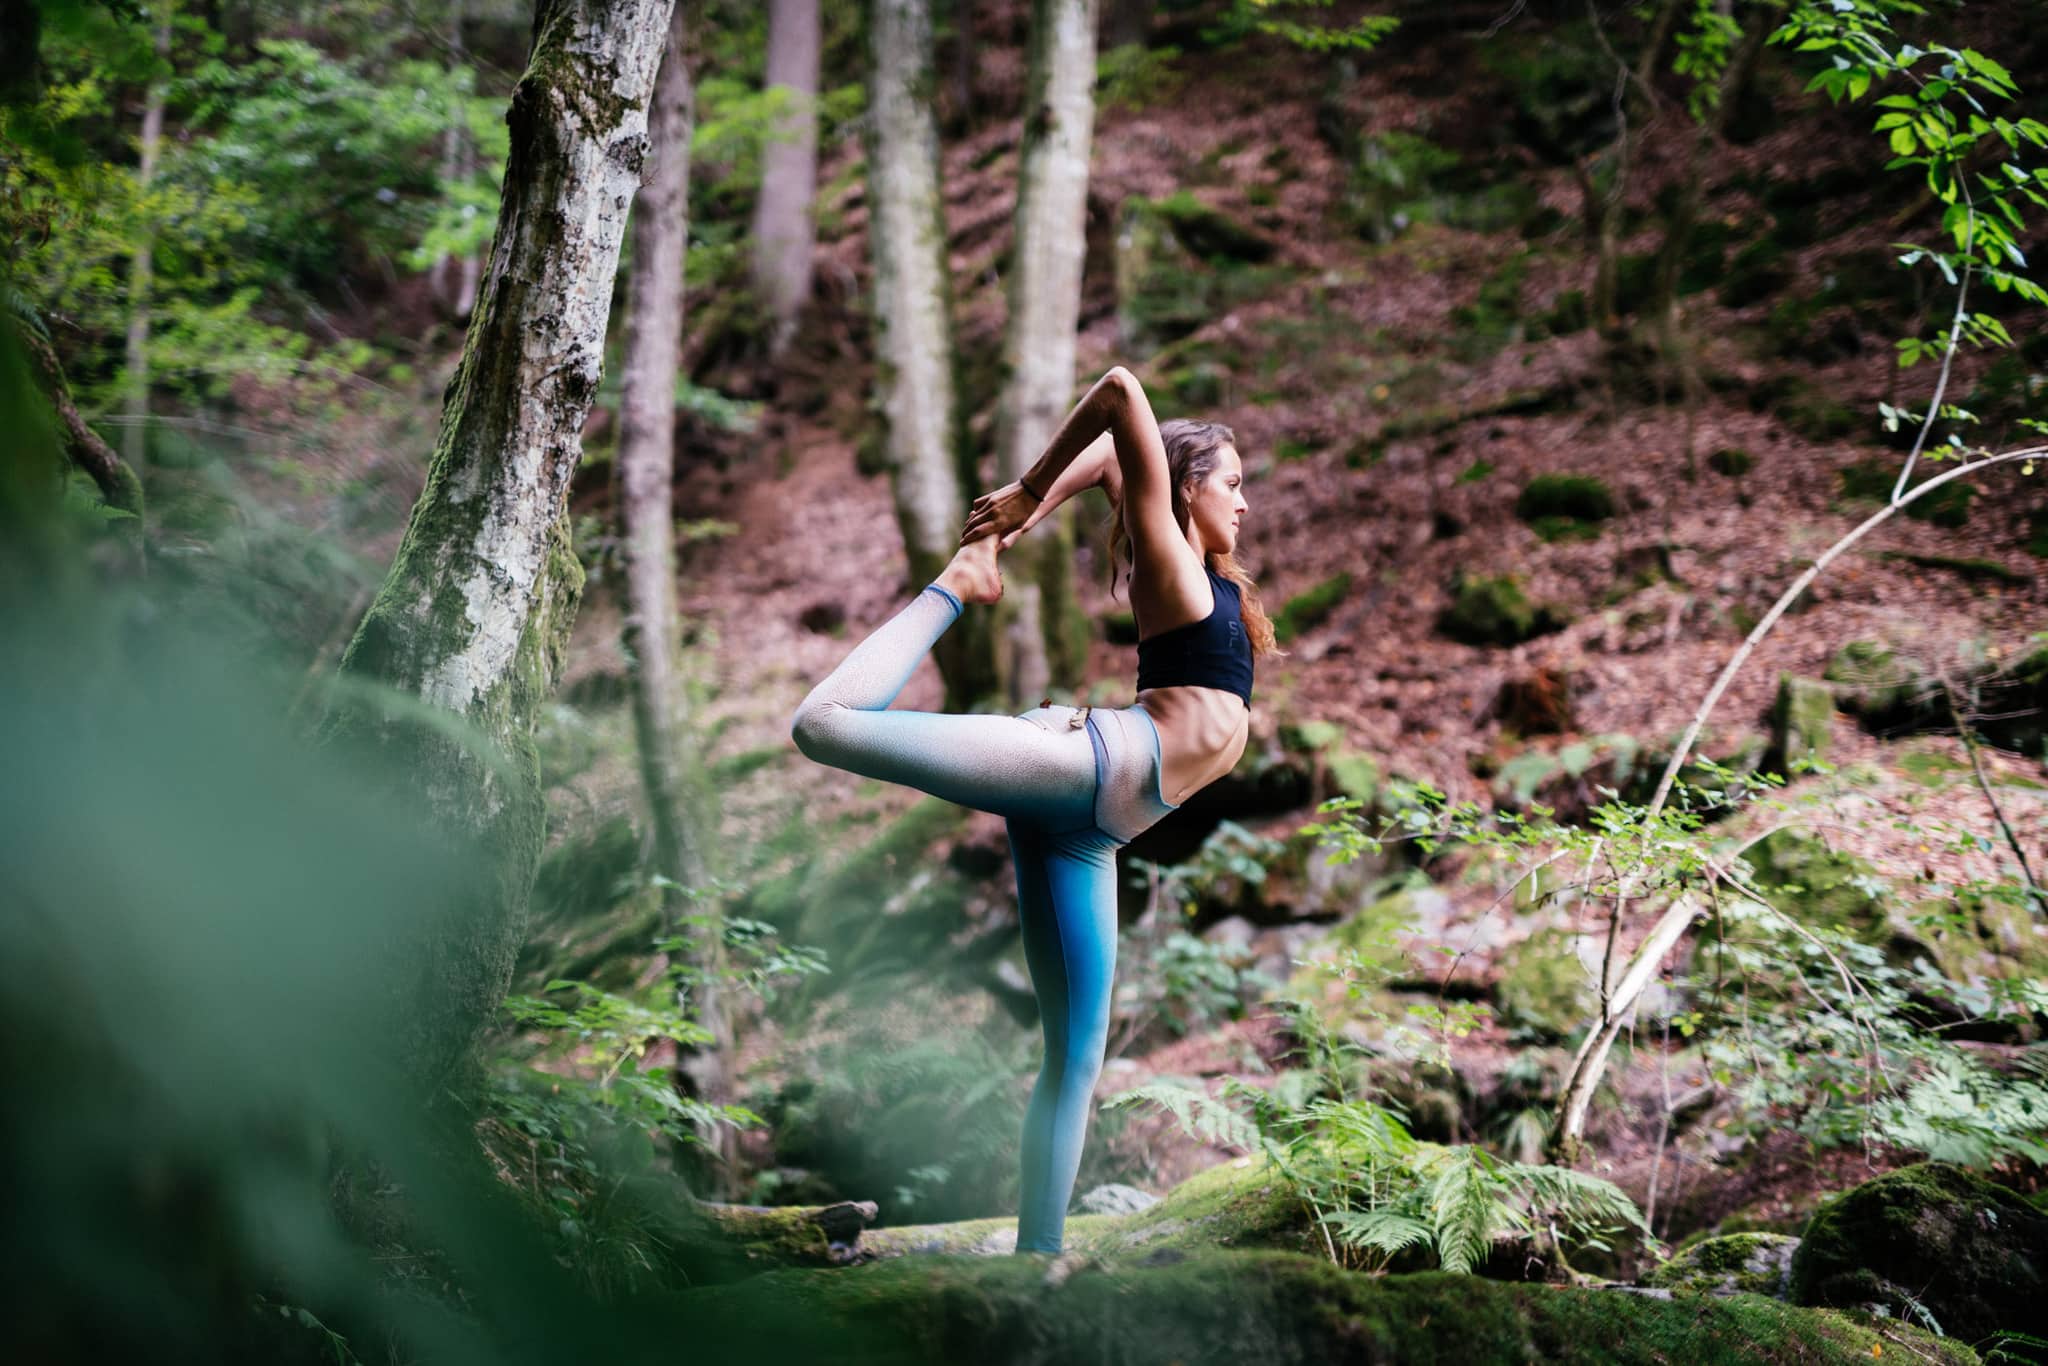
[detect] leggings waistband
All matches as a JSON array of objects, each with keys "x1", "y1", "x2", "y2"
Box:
[{"x1": 1084, "y1": 704, "x2": 1181, "y2": 845}]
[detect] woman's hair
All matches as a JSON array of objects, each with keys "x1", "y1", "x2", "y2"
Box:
[{"x1": 1105, "y1": 418, "x2": 1283, "y2": 658}]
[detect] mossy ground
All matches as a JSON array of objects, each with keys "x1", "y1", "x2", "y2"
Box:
[{"x1": 676, "y1": 1246, "x2": 1978, "y2": 1365}]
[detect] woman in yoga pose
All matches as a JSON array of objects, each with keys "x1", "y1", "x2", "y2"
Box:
[{"x1": 789, "y1": 365, "x2": 1280, "y2": 1254}]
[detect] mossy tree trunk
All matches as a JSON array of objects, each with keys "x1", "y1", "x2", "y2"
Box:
[
  {"x1": 615, "y1": 0, "x2": 737, "y2": 1197},
  {"x1": 865, "y1": 0, "x2": 994, "y2": 706},
  {"x1": 330, "y1": 0, "x2": 678, "y2": 1091},
  {"x1": 750, "y1": 0, "x2": 820, "y2": 359},
  {"x1": 993, "y1": 0, "x2": 1098, "y2": 707}
]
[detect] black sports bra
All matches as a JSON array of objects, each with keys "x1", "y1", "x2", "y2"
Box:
[{"x1": 1134, "y1": 567, "x2": 1254, "y2": 708}]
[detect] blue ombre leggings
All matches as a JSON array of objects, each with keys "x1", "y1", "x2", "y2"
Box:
[{"x1": 789, "y1": 583, "x2": 1180, "y2": 1253}]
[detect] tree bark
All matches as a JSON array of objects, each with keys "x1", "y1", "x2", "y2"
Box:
[
  {"x1": 328, "y1": 0, "x2": 679, "y2": 1092},
  {"x1": 866, "y1": 0, "x2": 993, "y2": 706},
  {"x1": 19, "y1": 317, "x2": 145, "y2": 517},
  {"x1": 994, "y1": 0, "x2": 1098, "y2": 706},
  {"x1": 751, "y1": 0, "x2": 820, "y2": 358},
  {"x1": 616, "y1": 0, "x2": 738, "y2": 1200},
  {"x1": 122, "y1": 11, "x2": 170, "y2": 471}
]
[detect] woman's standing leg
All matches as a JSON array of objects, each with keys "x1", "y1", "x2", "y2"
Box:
[{"x1": 1007, "y1": 818, "x2": 1121, "y2": 1254}]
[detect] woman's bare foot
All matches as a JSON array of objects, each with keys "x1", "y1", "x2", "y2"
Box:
[{"x1": 936, "y1": 534, "x2": 1003, "y2": 606}]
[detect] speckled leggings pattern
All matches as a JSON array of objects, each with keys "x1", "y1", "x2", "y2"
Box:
[{"x1": 789, "y1": 582, "x2": 1179, "y2": 1253}]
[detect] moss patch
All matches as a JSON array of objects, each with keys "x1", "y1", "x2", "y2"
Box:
[
  {"x1": 1646, "y1": 1233, "x2": 1798, "y2": 1299},
  {"x1": 1438, "y1": 574, "x2": 1572, "y2": 647},
  {"x1": 1275, "y1": 573, "x2": 1351, "y2": 644},
  {"x1": 1792, "y1": 1161, "x2": 2048, "y2": 1350},
  {"x1": 678, "y1": 1246, "x2": 1977, "y2": 1365}
]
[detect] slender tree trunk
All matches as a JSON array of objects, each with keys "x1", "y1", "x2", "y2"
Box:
[
  {"x1": 752, "y1": 0, "x2": 820, "y2": 359},
  {"x1": 616, "y1": 0, "x2": 737, "y2": 1200},
  {"x1": 431, "y1": 0, "x2": 482, "y2": 321},
  {"x1": 328, "y1": 0, "x2": 679, "y2": 1092},
  {"x1": 866, "y1": 0, "x2": 993, "y2": 706},
  {"x1": 122, "y1": 11, "x2": 170, "y2": 471},
  {"x1": 995, "y1": 0, "x2": 1098, "y2": 706}
]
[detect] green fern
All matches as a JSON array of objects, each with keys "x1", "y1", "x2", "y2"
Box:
[
  {"x1": 1419, "y1": 1145, "x2": 1514, "y2": 1275},
  {"x1": 1100, "y1": 1076, "x2": 1261, "y2": 1152},
  {"x1": 1320, "y1": 1208, "x2": 1432, "y2": 1270}
]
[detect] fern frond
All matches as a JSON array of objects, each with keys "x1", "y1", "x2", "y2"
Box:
[
  {"x1": 1519, "y1": 1162, "x2": 1652, "y2": 1236},
  {"x1": 1302, "y1": 1096, "x2": 1418, "y2": 1161},
  {"x1": 1421, "y1": 1145, "x2": 1520, "y2": 1275},
  {"x1": 1101, "y1": 1076, "x2": 1259, "y2": 1151},
  {"x1": 1325, "y1": 1208, "x2": 1433, "y2": 1264}
]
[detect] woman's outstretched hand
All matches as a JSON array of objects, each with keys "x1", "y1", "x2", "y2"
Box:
[{"x1": 961, "y1": 481, "x2": 1038, "y2": 550}]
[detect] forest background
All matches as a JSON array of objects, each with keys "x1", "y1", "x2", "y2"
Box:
[{"x1": 5, "y1": 0, "x2": 2048, "y2": 1361}]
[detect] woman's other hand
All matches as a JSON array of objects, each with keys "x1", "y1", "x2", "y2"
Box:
[{"x1": 961, "y1": 481, "x2": 1037, "y2": 549}]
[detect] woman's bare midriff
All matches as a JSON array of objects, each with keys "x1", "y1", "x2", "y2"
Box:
[{"x1": 1136, "y1": 684, "x2": 1250, "y2": 806}]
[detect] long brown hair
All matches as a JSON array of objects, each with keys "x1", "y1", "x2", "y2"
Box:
[{"x1": 1105, "y1": 418, "x2": 1283, "y2": 658}]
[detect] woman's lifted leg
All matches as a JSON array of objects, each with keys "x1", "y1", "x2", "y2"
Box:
[{"x1": 789, "y1": 537, "x2": 1097, "y2": 830}]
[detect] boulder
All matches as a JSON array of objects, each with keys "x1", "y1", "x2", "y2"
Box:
[
  {"x1": 1646, "y1": 1232, "x2": 1799, "y2": 1299},
  {"x1": 1791, "y1": 1161, "x2": 2048, "y2": 1348},
  {"x1": 1766, "y1": 673, "x2": 1835, "y2": 770}
]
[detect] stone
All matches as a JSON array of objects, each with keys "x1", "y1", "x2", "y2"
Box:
[
  {"x1": 1077, "y1": 1183, "x2": 1162, "y2": 1217},
  {"x1": 1647, "y1": 1233, "x2": 1799, "y2": 1299},
  {"x1": 1767, "y1": 673, "x2": 1835, "y2": 769},
  {"x1": 1791, "y1": 1162, "x2": 2048, "y2": 1346}
]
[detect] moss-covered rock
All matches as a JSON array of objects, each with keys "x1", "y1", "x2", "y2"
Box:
[
  {"x1": 1823, "y1": 639, "x2": 1937, "y2": 733},
  {"x1": 1438, "y1": 574, "x2": 1572, "y2": 647},
  {"x1": 1791, "y1": 1161, "x2": 2048, "y2": 1349},
  {"x1": 1274, "y1": 573, "x2": 1351, "y2": 644},
  {"x1": 678, "y1": 1244, "x2": 1979, "y2": 1365},
  {"x1": 1766, "y1": 673, "x2": 1835, "y2": 770},
  {"x1": 1495, "y1": 927, "x2": 1595, "y2": 1040},
  {"x1": 1116, "y1": 194, "x2": 1290, "y2": 356},
  {"x1": 1646, "y1": 1232, "x2": 1799, "y2": 1299},
  {"x1": 1516, "y1": 474, "x2": 1616, "y2": 532},
  {"x1": 1708, "y1": 447, "x2": 1755, "y2": 477},
  {"x1": 1741, "y1": 830, "x2": 1886, "y2": 941},
  {"x1": 865, "y1": 1152, "x2": 1320, "y2": 1261}
]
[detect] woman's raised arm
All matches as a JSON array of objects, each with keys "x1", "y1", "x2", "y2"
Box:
[{"x1": 1017, "y1": 368, "x2": 1183, "y2": 567}]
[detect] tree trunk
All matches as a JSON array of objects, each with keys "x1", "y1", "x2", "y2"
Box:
[
  {"x1": 328, "y1": 0, "x2": 679, "y2": 1092},
  {"x1": 994, "y1": 0, "x2": 1098, "y2": 706},
  {"x1": 1582, "y1": 0, "x2": 1681, "y2": 339},
  {"x1": 122, "y1": 11, "x2": 170, "y2": 471},
  {"x1": 431, "y1": 0, "x2": 482, "y2": 321},
  {"x1": 866, "y1": 0, "x2": 993, "y2": 706},
  {"x1": 751, "y1": 0, "x2": 820, "y2": 359},
  {"x1": 616, "y1": 0, "x2": 738, "y2": 1201}
]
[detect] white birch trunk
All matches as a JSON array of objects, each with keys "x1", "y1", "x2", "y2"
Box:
[
  {"x1": 866, "y1": 3, "x2": 963, "y2": 581},
  {"x1": 996, "y1": 0, "x2": 1098, "y2": 704},
  {"x1": 750, "y1": 0, "x2": 820, "y2": 358},
  {"x1": 332, "y1": 0, "x2": 678, "y2": 1089},
  {"x1": 616, "y1": 0, "x2": 738, "y2": 1199}
]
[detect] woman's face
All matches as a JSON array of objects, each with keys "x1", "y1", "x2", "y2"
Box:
[{"x1": 1182, "y1": 445, "x2": 1248, "y2": 556}]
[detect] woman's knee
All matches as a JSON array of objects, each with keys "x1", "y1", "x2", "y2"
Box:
[{"x1": 788, "y1": 694, "x2": 846, "y2": 762}]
